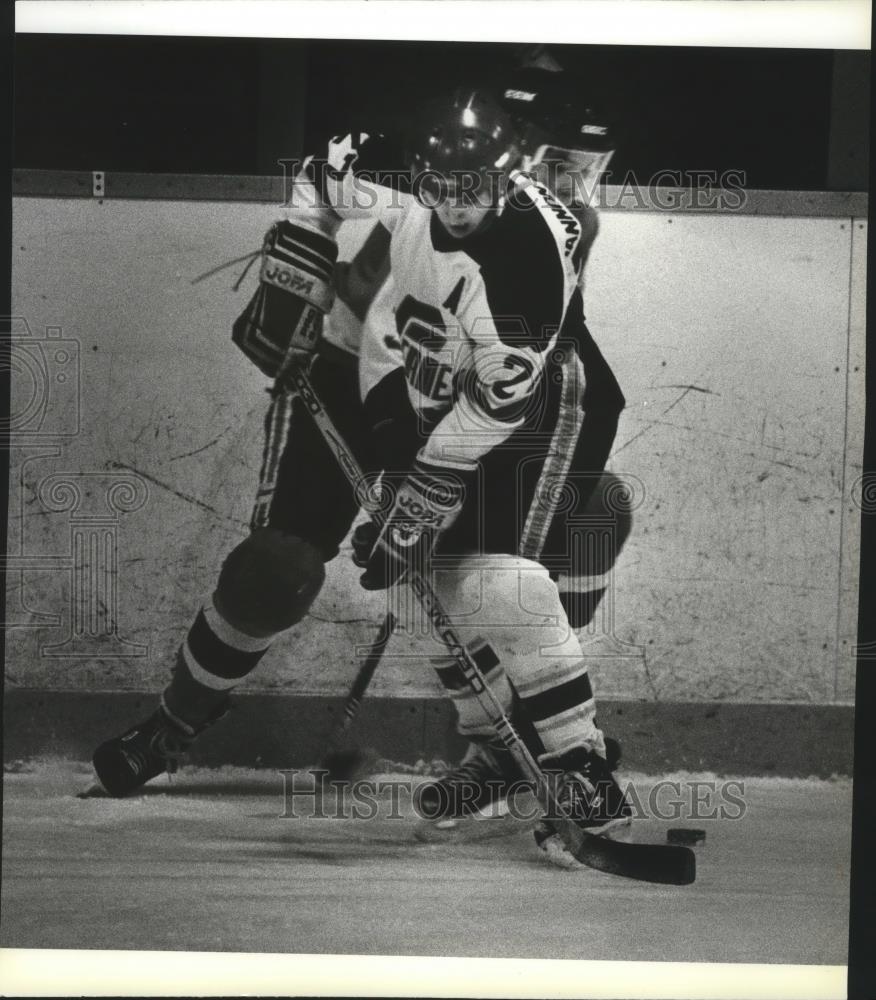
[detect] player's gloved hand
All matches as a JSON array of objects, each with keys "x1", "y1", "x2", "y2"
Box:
[
  {"x1": 232, "y1": 219, "x2": 338, "y2": 377},
  {"x1": 355, "y1": 458, "x2": 470, "y2": 591}
]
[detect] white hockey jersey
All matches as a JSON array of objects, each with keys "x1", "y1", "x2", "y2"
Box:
[{"x1": 299, "y1": 133, "x2": 589, "y2": 473}]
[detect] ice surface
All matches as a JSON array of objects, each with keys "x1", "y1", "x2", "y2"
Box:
[{"x1": 1, "y1": 760, "x2": 852, "y2": 962}]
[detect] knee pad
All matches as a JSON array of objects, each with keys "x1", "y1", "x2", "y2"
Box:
[
  {"x1": 434, "y1": 555, "x2": 580, "y2": 662},
  {"x1": 215, "y1": 529, "x2": 325, "y2": 636}
]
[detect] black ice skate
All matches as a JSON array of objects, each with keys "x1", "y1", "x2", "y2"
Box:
[
  {"x1": 87, "y1": 701, "x2": 227, "y2": 798},
  {"x1": 413, "y1": 738, "x2": 524, "y2": 842},
  {"x1": 413, "y1": 736, "x2": 623, "y2": 842},
  {"x1": 534, "y1": 744, "x2": 633, "y2": 868}
]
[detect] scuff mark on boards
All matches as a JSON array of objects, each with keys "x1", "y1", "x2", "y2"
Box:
[
  {"x1": 660, "y1": 384, "x2": 719, "y2": 396},
  {"x1": 659, "y1": 384, "x2": 719, "y2": 417},
  {"x1": 769, "y1": 458, "x2": 809, "y2": 474},
  {"x1": 640, "y1": 649, "x2": 659, "y2": 700},
  {"x1": 106, "y1": 460, "x2": 248, "y2": 531},
  {"x1": 169, "y1": 424, "x2": 234, "y2": 462},
  {"x1": 613, "y1": 383, "x2": 718, "y2": 456},
  {"x1": 306, "y1": 612, "x2": 376, "y2": 626}
]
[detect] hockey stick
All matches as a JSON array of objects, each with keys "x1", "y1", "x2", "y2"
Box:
[
  {"x1": 338, "y1": 611, "x2": 397, "y2": 725},
  {"x1": 264, "y1": 347, "x2": 396, "y2": 780},
  {"x1": 316, "y1": 346, "x2": 580, "y2": 776},
  {"x1": 283, "y1": 361, "x2": 696, "y2": 886},
  {"x1": 317, "y1": 609, "x2": 396, "y2": 781}
]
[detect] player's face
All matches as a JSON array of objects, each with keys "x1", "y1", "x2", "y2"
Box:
[{"x1": 430, "y1": 178, "x2": 497, "y2": 239}]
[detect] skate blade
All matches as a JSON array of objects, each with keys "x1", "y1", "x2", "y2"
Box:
[
  {"x1": 413, "y1": 801, "x2": 536, "y2": 844},
  {"x1": 537, "y1": 818, "x2": 634, "y2": 870},
  {"x1": 538, "y1": 832, "x2": 587, "y2": 869},
  {"x1": 76, "y1": 779, "x2": 109, "y2": 799}
]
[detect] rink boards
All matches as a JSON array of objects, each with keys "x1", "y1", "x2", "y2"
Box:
[{"x1": 7, "y1": 176, "x2": 867, "y2": 768}]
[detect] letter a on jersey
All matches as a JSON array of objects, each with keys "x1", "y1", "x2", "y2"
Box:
[{"x1": 442, "y1": 277, "x2": 465, "y2": 315}]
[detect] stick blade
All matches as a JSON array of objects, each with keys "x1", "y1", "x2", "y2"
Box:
[{"x1": 574, "y1": 834, "x2": 696, "y2": 885}]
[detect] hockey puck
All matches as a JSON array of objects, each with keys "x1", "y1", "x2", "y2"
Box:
[{"x1": 667, "y1": 828, "x2": 706, "y2": 845}]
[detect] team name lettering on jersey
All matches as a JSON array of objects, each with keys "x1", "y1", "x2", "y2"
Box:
[
  {"x1": 396, "y1": 295, "x2": 454, "y2": 404},
  {"x1": 532, "y1": 181, "x2": 582, "y2": 256}
]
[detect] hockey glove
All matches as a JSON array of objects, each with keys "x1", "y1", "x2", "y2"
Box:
[
  {"x1": 232, "y1": 219, "x2": 338, "y2": 377},
  {"x1": 354, "y1": 458, "x2": 471, "y2": 591}
]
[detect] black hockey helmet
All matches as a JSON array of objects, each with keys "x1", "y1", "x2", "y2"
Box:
[
  {"x1": 405, "y1": 90, "x2": 523, "y2": 203},
  {"x1": 499, "y1": 67, "x2": 615, "y2": 159},
  {"x1": 498, "y1": 67, "x2": 615, "y2": 204}
]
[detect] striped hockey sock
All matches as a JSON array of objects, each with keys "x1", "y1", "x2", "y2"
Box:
[
  {"x1": 431, "y1": 639, "x2": 513, "y2": 740},
  {"x1": 513, "y1": 656, "x2": 605, "y2": 758},
  {"x1": 163, "y1": 596, "x2": 274, "y2": 727}
]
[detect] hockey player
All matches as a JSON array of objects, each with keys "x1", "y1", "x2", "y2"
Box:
[
  {"x1": 306, "y1": 88, "x2": 634, "y2": 856},
  {"x1": 353, "y1": 74, "x2": 632, "y2": 843},
  {"x1": 87, "y1": 207, "x2": 391, "y2": 799},
  {"x1": 89, "y1": 86, "x2": 631, "y2": 862}
]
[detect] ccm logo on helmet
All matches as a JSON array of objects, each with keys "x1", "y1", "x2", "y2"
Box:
[
  {"x1": 581, "y1": 124, "x2": 608, "y2": 136},
  {"x1": 504, "y1": 88, "x2": 536, "y2": 102}
]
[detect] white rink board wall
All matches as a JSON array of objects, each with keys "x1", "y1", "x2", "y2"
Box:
[{"x1": 9, "y1": 195, "x2": 865, "y2": 705}]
